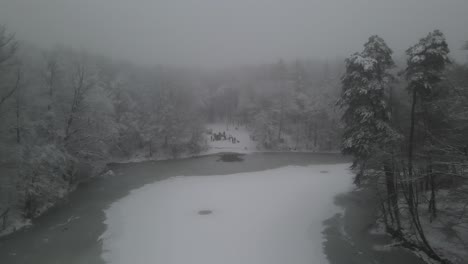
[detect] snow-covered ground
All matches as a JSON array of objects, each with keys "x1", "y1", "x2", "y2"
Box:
[
  {"x1": 100, "y1": 164, "x2": 353, "y2": 264},
  {"x1": 202, "y1": 123, "x2": 339, "y2": 154},
  {"x1": 203, "y1": 123, "x2": 256, "y2": 154},
  {"x1": 419, "y1": 188, "x2": 468, "y2": 263},
  {"x1": 110, "y1": 123, "x2": 256, "y2": 164},
  {"x1": 369, "y1": 186, "x2": 468, "y2": 264},
  {"x1": 113, "y1": 123, "x2": 336, "y2": 165},
  {"x1": 0, "y1": 166, "x2": 31, "y2": 237}
]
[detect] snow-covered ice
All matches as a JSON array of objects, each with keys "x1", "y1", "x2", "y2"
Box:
[{"x1": 100, "y1": 163, "x2": 353, "y2": 264}]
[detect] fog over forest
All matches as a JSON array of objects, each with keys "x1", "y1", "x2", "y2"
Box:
[
  {"x1": 1, "y1": 0, "x2": 467, "y2": 68},
  {"x1": 0, "y1": 1, "x2": 468, "y2": 264}
]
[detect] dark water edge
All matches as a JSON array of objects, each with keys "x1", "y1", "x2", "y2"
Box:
[{"x1": 322, "y1": 188, "x2": 427, "y2": 264}]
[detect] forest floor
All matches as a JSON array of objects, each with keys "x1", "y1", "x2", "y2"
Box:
[
  {"x1": 0, "y1": 166, "x2": 31, "y2": 237},
  {"x1": 423, "y1": 186, "x2": 468, "y2": 263},
  {"x1": 408, "y1": 187, "x2": 468, "y2": 263},
  {"x1": 367, "y1": 185, "x2": 468, "y2": 264}
]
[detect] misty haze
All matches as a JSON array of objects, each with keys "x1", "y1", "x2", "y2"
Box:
[{"x1": 0, "y1": 1, "x2": 467, "y2": 264}]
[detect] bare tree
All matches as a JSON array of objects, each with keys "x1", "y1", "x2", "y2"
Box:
[
  {"x1": 64, "y1": 60, "x2": 95, "y2": 142},
  {"x1": 42, "y1": 51, "x2": 60, "y2": 111},
  {"x1": 0, "y1": 25, "x2": 19, "y2": 110},
  {"x1": 0, "y1": 25, "x2": 18, "y2": 67},
  {"x1": 14, "y1": 68, "x2": 22, "y2": 144}
]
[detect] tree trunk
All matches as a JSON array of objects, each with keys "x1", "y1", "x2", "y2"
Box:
[
  {"x1": 64, "y1": 112, "x2": 75, "y2": 142},
  {"x1": 14, "y1": 69, "x2": 21, "y2": 144},
  {"x1": 407, "y1": 188, "x2": 441, "y2": 261},
  {"x1": 47, "y1": 75, "x2": 54, "y2": 111},
  {"x1": 406, "y1": 89, "x2": 439, "y2": 258},
  {"x1": 428, "y1": 159, "x2": 437, "y2": 221},
  {"x1": 65, "y1": 87, "x2": 80, "y2": 142},
  {"x1": 407, "y1": 89, "x2": 418, "y2": 214},
  {"x1": 354, "y1": 160, "x2": 365, "y2": 186},
  {"x1": 314, "y1": 123, "x2": 318, "y2": 148},
  {"x1": 384, "y1": 161, "x2": 401, "y2": 230},
  {"x1": 277, "y1": 101, "x2": 284, "y2": 141}
]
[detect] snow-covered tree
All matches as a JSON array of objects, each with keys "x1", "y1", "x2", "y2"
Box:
[
  {"x1": 405, "y1": 30, "x2": 450, "y2": 97},
  {"x1": 404, "y1": 30, "x2": 450, "y2": 221},
  {"x1": 252, "y1": 110, "x2": 276, "y2": 149},
  {"x1": 339, "y1": 35, "x2": 399, "y2": 184}
]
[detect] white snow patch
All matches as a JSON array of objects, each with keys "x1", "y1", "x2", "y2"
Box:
[
  {"x1": 372, "y1": 242, "x2": 402, "y2": 252},
  {"x1": 203, "y1": 123, "x2": 256, "y2": 154},
  {"x1": 112, "y1": 123, "x2": 256, "y2": 164},
  {"x1": 100, "y1": 163, "x2": 353, "y2": 264}
]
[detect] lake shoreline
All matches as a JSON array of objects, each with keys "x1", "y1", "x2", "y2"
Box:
[
  {"x1": 0, "y1": 151, "x2": 344, "y2": 238},
  {"x1": 0, "y1": 153, "x2": 431, "y2": 264},
  {"x1": 323, "y1": 188, "x2": 428, "y2": 264}
]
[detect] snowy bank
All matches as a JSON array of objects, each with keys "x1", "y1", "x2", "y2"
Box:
[
  {"x1": 111, "y1": 123, "x2": 339, "y2": 165},
  {"x1": 203, "y1": 123, "x2": 256, "y2": 154},
  {"x1": 100, "y1": 164, "x2": 353, "y2": 264}
]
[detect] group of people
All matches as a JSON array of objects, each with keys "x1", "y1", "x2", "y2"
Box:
[{"x1": 210, "y1": 131, "x2": 240, "y2": 144}]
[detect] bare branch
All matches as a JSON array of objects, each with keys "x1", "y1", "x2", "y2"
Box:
[
  {"x1": 0, "y1": 66, "x2": 21, "y2": 109},
  {"x1": 0, "y1": 84, "x2": 17, "y2": 109},
  {"x1": 0, "y1": 25, "x2": 18, "y2": 66}
]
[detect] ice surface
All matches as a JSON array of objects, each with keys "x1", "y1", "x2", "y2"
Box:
[{"x1": 100, "y1": 164, "x2": 353, "y2": 264}]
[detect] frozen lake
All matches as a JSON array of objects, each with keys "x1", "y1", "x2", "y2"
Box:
[
  {"x1": 0, "y1": 153, "x2": 425, "y2": 264},
  {"x1": 101, "y1": 164, "x2": 352, "y2": 264}
]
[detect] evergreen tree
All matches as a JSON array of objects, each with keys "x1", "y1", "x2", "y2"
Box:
[
  {"x1": 404, "y1": 30, "x2": 450, "y2": 222},
  {"x1": 339, "y1": 35, "x2": 398, "y2": 185}
]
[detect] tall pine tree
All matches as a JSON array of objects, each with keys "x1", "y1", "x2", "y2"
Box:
[
  {"x1": 339, "y1": 35, "x2": 399, "y2": 185},
  {"x1": 404, "y1": 30, "x2": 450, "y2": 222}
]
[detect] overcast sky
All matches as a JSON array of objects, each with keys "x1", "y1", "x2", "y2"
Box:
[{"x1": 1, "y1": 0, "x2": 467, "y2": 68}]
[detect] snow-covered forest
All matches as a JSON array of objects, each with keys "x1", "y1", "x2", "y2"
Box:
[
  {"x1": 0, "y1": 24, "x2": 345, "y2": 234},
  {"x1": 1, "y1": 0, "x2": 468, "y2": 263},
  {"x1": 202, "y1": 59, "x2": 343, "y2": 151},
  {"x1": 0, "y1": 30, "x2": 207, "y2": 227}
]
